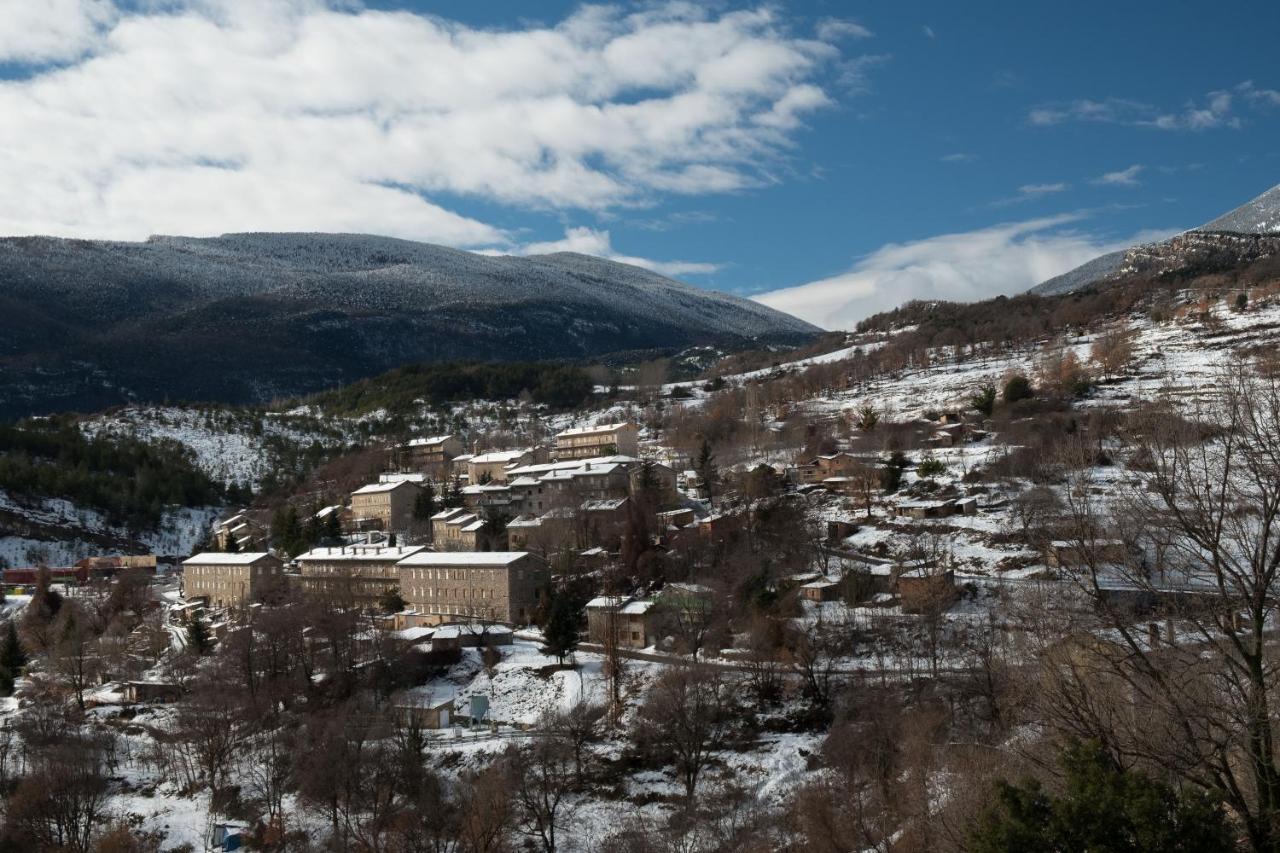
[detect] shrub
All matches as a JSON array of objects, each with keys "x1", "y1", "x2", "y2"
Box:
[{"x1": 1003, "y1": 374, "x2": 1034, "y2": 403}]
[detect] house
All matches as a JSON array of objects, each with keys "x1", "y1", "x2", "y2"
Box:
[
  {"x1": 800, "y1": 579, "x2": 842, "y2": 602},
  {"x1": 392, "y1": 696, "x2": 455, "y2": 729},
  {"x1": 1045, "y1": 539, "x2": 1131, "y2": 569},
  {"x1": 396, "y1": 551, "x2": 548, "y2": 625},
  {"x1": 897, "y1": 568, "x2": 957, "y2": 613},
  {"x1": 181, "y1": 552, "x2": 284, "y2": 608},
  {"x1": 553, "y1": 422, "x2": 639, "y2": 460},
  {"x1": 894, "y1": 500, "x2": 956, "y2": 520},
  {"x1": 432, "y1": 509, "x2": 493, "y2": 551},
  {"x1": 295, "y1": 545, "x2": 425, "y2": 607},
  {"x1": 390, "y1": 434, "x2": 465, "y2": 479},
  {"x1": 813, "y1": 452, "x2": 862, "y2": 478},
  {"x1": 585, "y1": 596, "x2": 656, "y2": 649},
  {"x1": 467, "y1": 447, "x2": 549, "y2": 484},
  {"x1": 120, "y1": 680, "x2": 183, "y2": 704},
  {"x1": 211, "y1": 512, "x2": 267, "y2": 552},
  {"x1": 428, "y1": 622, "x2": 515, "y2": 650},
  {"x1": 351, "y1": 480, "x2": 422, "y2": 533}
]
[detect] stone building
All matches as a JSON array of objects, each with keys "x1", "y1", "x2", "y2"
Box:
[
  {"x1": 294, "y1": 544, "x2": 424, "y2": 607},
  {"x1": 397, "y1": 551, "x2": 547, "y2": 625},
  {"x1": 181, "y1": 552, "x2": 283, "y2": 608},
  {"x1": 351, "y1": 480, "x2": 422, "y2": 533},
  {"x1": 553, "y1": 422, "x2": 639, "y2": 460}
]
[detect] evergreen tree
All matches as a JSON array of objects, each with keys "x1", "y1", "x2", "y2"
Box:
[
  {"x1": 541, "y1": 591, "x2": 581, "y2": 666},
  {"x1": 969, "y1": 740, "x2": 1233, "y2": 853},
  {"x1": 186, "y1": 615, "x2": 211, "y2": 655},
  {"x1": 413, "y1": 480, "x2": 437, "y2": 520},
  {"x1": 696, "y1": 438, "x2": 718, "y2": 504},
  {"x1": 378, "y1": 586, "x2": 407, "y2": 615},
  {"x1": 224, "y1": 531, "x2": 239, "y2": 552},
  {"x1": 971, "y1": 383, "x2": 997, "y2": 416},
  {"x1": 1, "y1": 620, "x2": 26, "y2": 677}
]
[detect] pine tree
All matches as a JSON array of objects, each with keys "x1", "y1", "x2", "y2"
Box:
[
  {"x1": 186, "y1": 616, "x2": 211, "y2": 655},
  {"x1": 378, "y1": 586, "x2": 407, "y2": 615},
  {"x1": 413, "y1": 481, "x2": 437, "y2": 520},
  {"x1": 541, "y1": 591, "x2": 581, "y2": 666},
  {"x1": 1, "y1": 620, "x2": 26, "y2": 676},
  {"x1": 696, "y1": 438, "x2": 718, "y2": 504}
]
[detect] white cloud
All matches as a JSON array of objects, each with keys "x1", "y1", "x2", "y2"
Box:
[
  {"x1": 940, "y1": 152, "x2": 977, "y2": 163},
  {"x1": 0, "y1": 0, "x2": 116, "y2": 63},
  {"x1": 1028, "y1": 85, "x2": 1269, "y2": 131},
  {"x1": 816, "y1": 18, "x2": 872, "y2": 41},
  {"x1": 753, "y1": 215, "x2": 1175, "y2": 330},
  {"x1": 1019, "y1": 182, "x2": 1069, "y2": 196},
  {"x1": 500, "y1": 226, "x2": 719, "y2": 278},
  {"x1": 0, "y1": 1, "x2": 848, "y2": 246},
  {"x1": 1093, "y1": 164, "x2": 1144, "y2": 186}
]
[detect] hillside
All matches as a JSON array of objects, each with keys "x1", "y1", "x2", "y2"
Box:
[
  {"x1": 0, "y1": 233, "x2": 819, "y2": 418},
  {"x1": 1031, "y1": 182, "x2": 1280, "y2": 296}
]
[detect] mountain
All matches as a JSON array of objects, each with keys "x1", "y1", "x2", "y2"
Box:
[
  {"x1": 1031, "y1": 183, "x2": 1280, "y2": 296},
  {"x1": 0, "y1": 233, "x2": 818, "y2": 417}
]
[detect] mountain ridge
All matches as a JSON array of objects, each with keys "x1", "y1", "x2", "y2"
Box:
[
  {"x1": 1030, "y1": 182, "x2": 1280, "y2": 296},
  {"x1": 0, "y1": 232, "x2": 818, "y2": 418}
]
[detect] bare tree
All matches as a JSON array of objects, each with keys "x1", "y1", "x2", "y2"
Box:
[
  {"x1": 1047, "y1": 360, "x2": 1280, "y2": 852},
  {"x1": 635, "y1": 663, "x2": 735, "y2": 801},
  {"x1": 507, "y1": 736, "x2": 576, "y2": 852}
]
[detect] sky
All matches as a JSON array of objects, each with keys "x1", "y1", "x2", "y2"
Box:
[{"x1": 1, "y1": 1, "x2": 1278, "y2": 330}]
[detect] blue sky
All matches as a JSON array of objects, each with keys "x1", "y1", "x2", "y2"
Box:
[{"x1": 2, "y1": 1, "x2": 1278, "y2": 328}]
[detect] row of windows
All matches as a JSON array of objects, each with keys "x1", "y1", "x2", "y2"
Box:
[{"x1": 408, "y1": 586, "x2": 501, "y2": 600}]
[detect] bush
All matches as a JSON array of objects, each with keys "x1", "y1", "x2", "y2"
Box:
[
  {"x1": 970, "y1": 384, "x2": 997, "y2": 416},
  {"x1": 1002, "y1": 375, "x2": 1034, "y2": 403},
  {"x1": 916, "y1": 458, "x2": 946, "y2": 478}
]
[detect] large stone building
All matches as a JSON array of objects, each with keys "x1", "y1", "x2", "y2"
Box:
[
  {"x1": 294, "y1": 544, "x2": 425, "y2": 607},
  {"x1": 182, "y1": 552, "x2": 284, "y2": 608},
  {"x1": 553, "y1": 422, "x2": 639, "y2": 460},
  {"x1": 395, "y1": 434, "x2": 465, "y2": 478},
  {"x1": 467, "y1": 447, "x2": 548, "y2": 484},
  {"x1": 397, "y1": 551, "x2": 547, "y2": 625},
  {"x1": 351, "y1": 480, "x2": 422, "y2": 533}
]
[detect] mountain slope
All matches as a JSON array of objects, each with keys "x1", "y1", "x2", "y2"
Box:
[
  {"x1": 0, "y1": 233, "x2": 818, "y2": 417},
  {"x1": 1030, "y1": 182, "x2": 1280, "y2": 296}
]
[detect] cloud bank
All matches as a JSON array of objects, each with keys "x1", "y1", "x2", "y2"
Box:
[
  {"x1": 0, "y1": 0, "x2": 843, "y2": 255},
  {"x1": 753, "y1": 216, "x2": 1175, "y2": 330}
]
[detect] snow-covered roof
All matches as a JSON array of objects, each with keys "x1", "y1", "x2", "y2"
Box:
[
  {"x1": 506, "y1": 515, "x2": 542, "y2": 529},
  {"x1": 470, "y1": 448, "x2": 533, "y2": 464},
  {"x1": 581, "y1": 497, "x2": 628, "y2": 511},
  {"x1": 431, "y1": 507, "x2": 469, "y2": 522},
  {"x1": 183, "y1": 552, "x2": 275, "y2": 565},
  {"x1": 555, "y1": 422, "x2": 635, "y2": 438},
  {"x1": 353, "y1": 480, "x2": 418, "y2": 495},
  {"x1": 508, "y1": 476, "x2": 541, "y2": 487},
  {"x1": 405, "y1": 434, "x2": 454, "y2": 448},
  {"x1": 396, "y1": 551, "x2": 531, "y2": 567},
  {"x1": 296, "y1": 545, "x2": 425, "y2": 562},
  {"x1": 379, "y1": 472, "x2": 426, "y2": 484},
  {"x1": 461, "y1": 519, "x2": 486, "y2": 532}
]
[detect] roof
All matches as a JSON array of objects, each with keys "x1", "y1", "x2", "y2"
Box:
[
  {"x1": 296, "y1": 545, "x2": 425, "y2": 562},
  {"x1": 585, "y1": 596, "x2": 654, "y2": 614},
  {"x1": 460, "y1": 519, "x2": 486, "y2": 532},
  {"x1": 379, "y1": 472, "x2": 426, "y2": 484},
  {"x1": 505, "y1": 515, "x2": 542, "y2": 529},
  {"x1": 508, "y1": 476, "x2": 541, "y2": 487},
  {"x1": 555, "y1": 422, "x2": 635, "y2": 438},
  {"x1": 183, "y1": 552, "x2": 276, "y2": 566},
  {"x1": 353, "y1": 480, "x2": 419, "y2": 495},
  {"x1": 470, "y1": 448, "x2": 533, "y2": 464},
  {"x1": 431, "y1": 507, "x2": 470, "y2": 522},
  {"x1": 396, "y1": 551, "x2": 532, "y2": 567},
  {"x1": 801, "y1": 579, "x2": 840, "y2": 589},
  {"x1": 405, "y1": 434, "x2": 454, "y2": 447},
  {"x1": 581, "y1": 497, "x2": 628, "y2": 512}
]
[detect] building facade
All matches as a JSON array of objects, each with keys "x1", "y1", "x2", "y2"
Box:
[
  {"x1": 397, "y1": 551, "x2": 547, "y2": 625},
  {"x1": 553, "y1": 422, "x2": 639, "y2": 460},
  {"x1": 294, "y1": 545, "x2": 424, "y2": 607},
  {"x1": 351, "y1": 480, "x2": 422, "y2": 533},
  {"x1": 182, "y1": 552, "x2": 284, "y2": 608}
]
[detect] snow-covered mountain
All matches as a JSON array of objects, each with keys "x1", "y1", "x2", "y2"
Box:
[
  {"x1": 0, "y1": 233, "x2": 819, "y2": 417},
  {"x1": 1031, "y1": 182, "x2": 1280, "y2": 296}
]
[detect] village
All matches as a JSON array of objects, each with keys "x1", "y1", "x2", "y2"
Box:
[{"x1": 0, "y1": 286, "x2": 1276, "y2": 851}]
